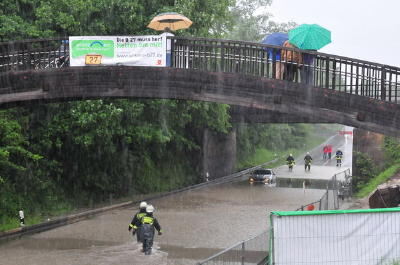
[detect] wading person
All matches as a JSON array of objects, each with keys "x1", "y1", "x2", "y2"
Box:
[
  {"x1": 128, "y1": 201, "x2": 148, "y2": 243},
  {"x1": 140, "y1": 205, "x2": 162, "y2": 255},
  {"x1": 286, "y1": 153, "x2": 295, "y2": 171},
  {"x1": 304, "y1": 152, "x2": 313, "y2": 172},
  {"x1": 335, "y1": 149, "x2": 343, "y2": 167}
]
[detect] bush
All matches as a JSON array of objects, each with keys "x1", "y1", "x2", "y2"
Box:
[{"x1": 352, "y1": 152, "x2": 377, "y2": 192}]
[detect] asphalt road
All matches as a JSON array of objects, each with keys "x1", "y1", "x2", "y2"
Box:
[{"x1": 0, "y1": 129, "x2": 353, "y2": 265}]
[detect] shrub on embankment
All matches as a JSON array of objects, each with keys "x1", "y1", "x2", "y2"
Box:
[{"x1": 354, "y1": 136, "x2": 400, "y2": 198}]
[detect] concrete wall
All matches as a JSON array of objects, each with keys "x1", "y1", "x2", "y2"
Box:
[{"x1": 202, "y1": 129, "x2": 236, "y2": 181}]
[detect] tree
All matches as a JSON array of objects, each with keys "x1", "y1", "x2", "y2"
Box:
[{"x1": 227, "y1": 0, "x2": 296, "y2": 41}]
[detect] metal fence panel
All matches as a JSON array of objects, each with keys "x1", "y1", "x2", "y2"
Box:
[{"x1": 270, "y1": 208, "x2": 400, "y2": 265}]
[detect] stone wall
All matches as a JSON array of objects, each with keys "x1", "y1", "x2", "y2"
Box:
[{"x1": 202, "y1": 129, "x2": 236, "y2": 181}]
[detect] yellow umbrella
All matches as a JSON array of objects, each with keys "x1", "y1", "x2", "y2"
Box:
[{"x1": 147, "y1": 12, "x2": 192, "y2": 31}]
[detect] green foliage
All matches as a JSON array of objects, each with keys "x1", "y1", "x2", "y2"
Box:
[
  {"x1": 235, "y1": 123, "x2": 328, "y2": 170},
  {"x1": 0, "y1": 0, "x2": 316, "y2": 232},
  {"x1": 355, "y1": 162, "x2": 400, "y2": 198},
  {"x1": 0, "y1": 0, "x2": 236, "y2": 40},
  {"x1": 236, "y1": 123, "x2": 311, "y2": 161},
  {"x1": 227, "y1": 0, "x2": 297, "y2": 41},
  {"x1": 352, "y1": 152, "x2": 377, "y2": 192},
  {"x1": 237, "y1": 148, "x2": 277, "y2": 169},
  {"x1": 383, "y1": 137, "x2": 400, "y2": 164}
]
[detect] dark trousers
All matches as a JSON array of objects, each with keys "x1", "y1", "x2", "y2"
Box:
[
  {"x1": 142, "y1": 224, "x2": 155, "y2": 255},
  {"x1": 136, "y1": 227, "x2": 143, "y2": 242},
  {"x1": 283, "y1": 63, "x2": 299, "y2": 82},
  {"x1": 300, "y1": 65, "x2": 314, "y2": 85}
]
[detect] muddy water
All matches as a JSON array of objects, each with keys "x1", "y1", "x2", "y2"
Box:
[
  {"x1": 0, "y1": 183, "x2": 325, "y2": 265},
  {"x1": 0, "y1": 130, "x2": 353, "y2": 265}
]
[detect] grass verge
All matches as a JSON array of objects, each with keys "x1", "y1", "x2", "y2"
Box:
[
  {"x1": 237, "y1": 134, "x2": 327, "y2": 170},
  {"x1": 355, "y1": 162, "x2": 400, "y2": 198}
]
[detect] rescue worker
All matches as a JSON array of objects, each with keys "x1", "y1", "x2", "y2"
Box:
[
  {"x1": 286, "y1": 154, "x2": 295, "y2": 171},
  {"x1": 139, "y1": 205, "x2": 162, "y2": 255},
  {"x1": 304, "y1": 152, "x2": 312, "y2": 171},
  {"x1": 128, "y1": 201, "x2": 147, "y2": 243},
  {"x1": 335, "y1": 149, "x2": 343, "y2": 167}
]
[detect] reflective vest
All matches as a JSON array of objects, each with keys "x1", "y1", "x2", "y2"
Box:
[
  {"x1": 141, "y1": 216, "x2": 155, "y2": 225},
  {"x1": 131, "y1": 212, "x2": 147, "y2": 229}
]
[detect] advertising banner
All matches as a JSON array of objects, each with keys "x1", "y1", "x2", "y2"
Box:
[{"x1": 69, "y1": 35, "x2": 166, "y2": 67}]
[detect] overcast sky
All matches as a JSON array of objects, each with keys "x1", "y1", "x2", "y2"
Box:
[{"x1": 268, "y1": 0, "x2": 400, "y2": 67}]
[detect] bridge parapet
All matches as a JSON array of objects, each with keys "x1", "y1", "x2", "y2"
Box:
[
  {"x1": 1, "y1": 36, "x2": 399, "y2": 104},
  {"x1": 170, "y1": 36, "x2": 400, "y2": 104}
]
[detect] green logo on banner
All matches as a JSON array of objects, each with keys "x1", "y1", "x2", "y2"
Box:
[{"x1": 71, "y1": 40, "x2": 114, "y2": 58}]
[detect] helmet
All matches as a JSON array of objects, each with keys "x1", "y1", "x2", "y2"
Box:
[
  {"x1": 139, "y1": 201, "x2": 147, "y2": 209},
  {"x1": 307, "y1": 152, "x2": 310, "y2": 155},
  {"x1": 146, "y1": 205, "x2": 154, "y2": 213},
  {"x1": 289, "y1": 154, "x2": 292, "y2": 156}
]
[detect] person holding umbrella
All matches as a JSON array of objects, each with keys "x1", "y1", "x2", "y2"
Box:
[
  {"x1": 281, "y1": 40, "x2": 303, "y2": 82},
  {"x1": 261, "y1": 32, "x2": 288, "y2": 79},
  {"x1": 147, "y1": 12, "x2": 192, "y2": 67},
  {"x1": 288, "y1": 24, "x2": 331, "y2": 85}
]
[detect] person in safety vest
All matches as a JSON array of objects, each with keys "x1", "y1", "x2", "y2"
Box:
[
  {"x1": 128, "y1": 201, "x2": 147, "y2": 243},
  {"x1": 335, "y1": 149, "x2": 343, "y2": 167},
  {"x1": 138, "y1": 204, "x2": 162, "y2": 255},
  {"x1": 304, "y1": 152, "x2": 312, "y2": 171},
  {"x1": 286, "y1": 154, "x2": 295, "y2": 171}
]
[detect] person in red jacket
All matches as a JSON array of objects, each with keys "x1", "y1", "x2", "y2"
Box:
[
  {"x1": 327, "y1": 144, "x2": 333, "y2": 159},
  {"x1": 323, "y1": 145, "x2": 328, "y2": 160}
]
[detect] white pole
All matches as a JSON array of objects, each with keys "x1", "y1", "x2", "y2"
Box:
[{"x1": 19, "y1": 210, "x2": 25, "y2": 227}]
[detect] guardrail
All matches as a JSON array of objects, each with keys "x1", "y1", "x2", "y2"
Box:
[
  {"x1": 197, "y1": 230, "x2": 269, "y2": 265},
  {"x1": 0, "y1": 37, "x2": 399, "y2": 103},
  {"x1": 0, "y1": 159, "x2": 278, "y2": 242}
]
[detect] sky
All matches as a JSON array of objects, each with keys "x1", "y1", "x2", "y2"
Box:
[{"x1": 268, "y1": 0, "x2": 400, "y2": 67}]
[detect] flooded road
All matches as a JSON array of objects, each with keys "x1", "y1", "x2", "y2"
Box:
[
  {"x1": 0, "y1": 182, "x2": 326, "y2": 265},
  {"x1": 0, "y1": 130, "x2": 353, "y2": 265}
]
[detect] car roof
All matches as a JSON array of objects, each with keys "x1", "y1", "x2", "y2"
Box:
[{"x1": 253, "y1": 169, "x2": 273, "y2": 173}]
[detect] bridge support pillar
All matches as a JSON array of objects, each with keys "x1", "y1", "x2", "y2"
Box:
[{"x1": 202, "y1": 129, "x2": 236, "y2": 181}]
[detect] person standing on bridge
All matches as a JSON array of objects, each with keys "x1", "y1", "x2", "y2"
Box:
[
  {"x1": 129, "y1": 201, "x2": 148, "y2": 243},
  {"x1": 281, "y1": 40, "x2": 303, "y2": 82},
  {"x1": 300, "y1": 51, "x2": 316, "y2": 85},
  {"x1": 304, "y1": 152, "x2": 313, "y2": 171},
  {"x1": 138, "y1": 204, "x2": 163, "y2": 255}
]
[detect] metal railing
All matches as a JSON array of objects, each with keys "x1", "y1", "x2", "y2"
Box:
[
  {"x1": 197, "y1": 230, "x2": 269, "y2": 265},
  {"x1": 296, "y1": 168, "x2": 352, "y2": 211},
  {"x1": 197, "y1": 168, "x2": 352, "y2": 265},
  {"x1": 170, "y1": 36, "x2": 400, "y2": 103},
  {"x1": 0, "y1": 37, "x2": 399, "y2": 103}
]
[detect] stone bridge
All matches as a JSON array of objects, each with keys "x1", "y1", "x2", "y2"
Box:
[{"x1": 0, "y1": 37, "x2": 399, "y2": 137}]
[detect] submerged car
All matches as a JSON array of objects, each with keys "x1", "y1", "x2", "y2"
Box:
[{"x1": 249, "y1": 168, "x2": 276, "y2": 184}]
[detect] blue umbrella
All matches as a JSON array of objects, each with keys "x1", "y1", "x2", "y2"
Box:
[{"x1": 261, "y1": 32, "x2": 288, "y2": 60}]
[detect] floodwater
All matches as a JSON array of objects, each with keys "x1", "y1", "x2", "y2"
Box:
[{"x1": 0, "y1": 130, "x2": 353, "y2": 265}]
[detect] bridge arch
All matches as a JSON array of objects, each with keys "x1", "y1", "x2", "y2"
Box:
[
  {"x1": 0, "y1": 37, "x2": 399, "y2": 137},
  {"x1": 1, "y1": 66, "x2": 399, "y2": 137}
]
